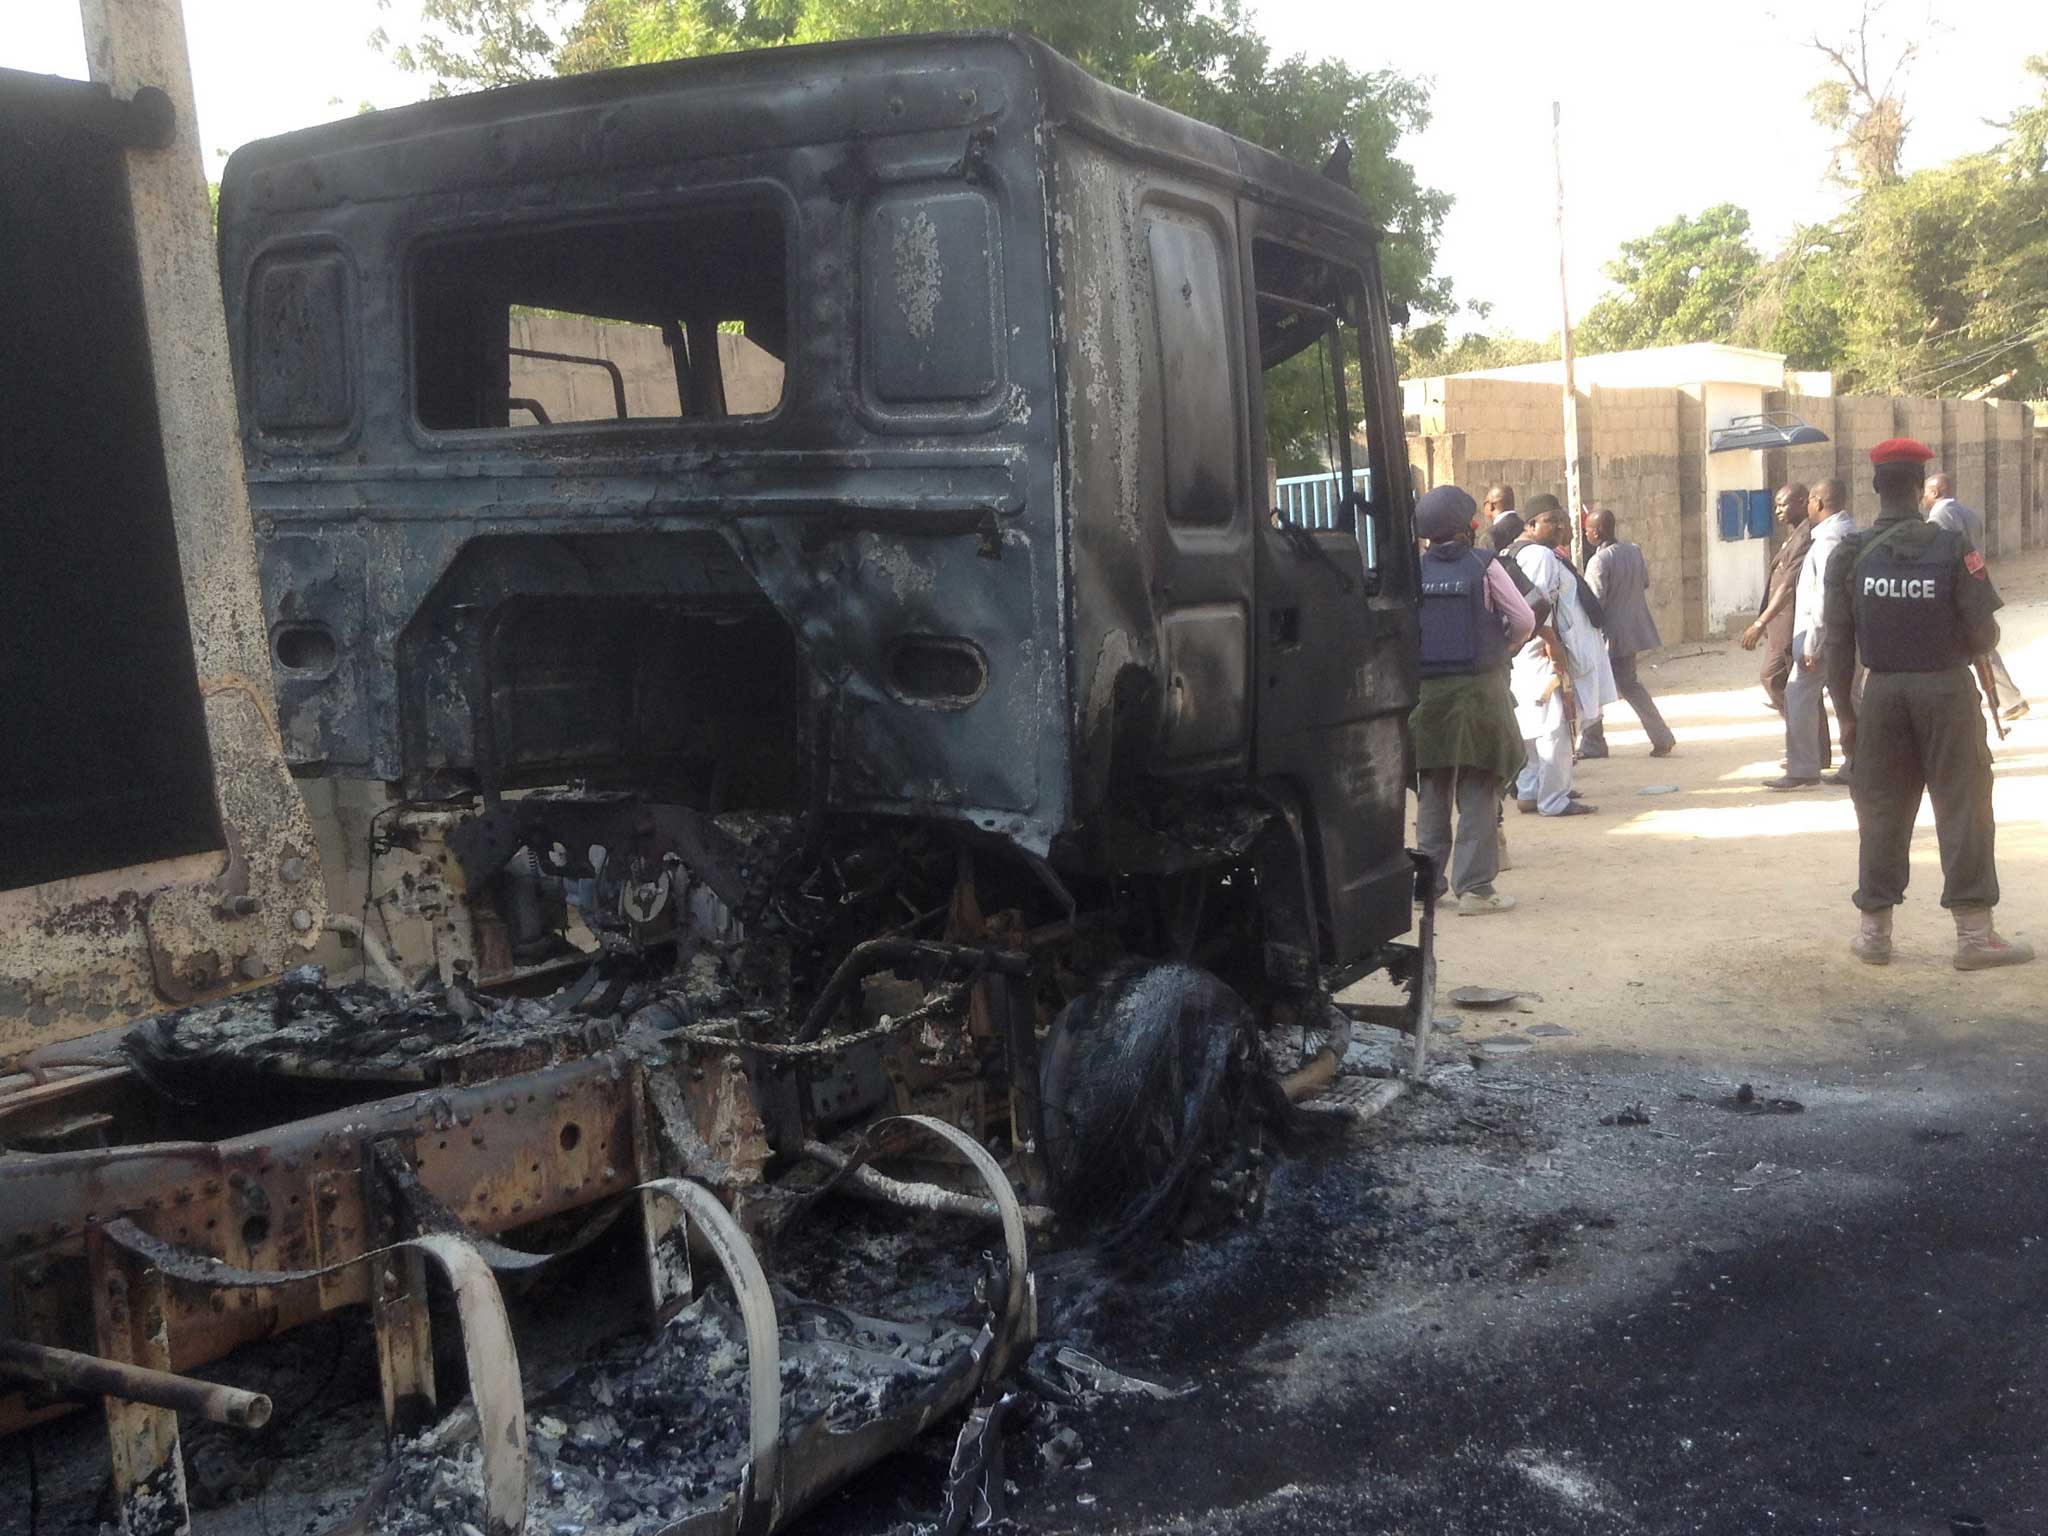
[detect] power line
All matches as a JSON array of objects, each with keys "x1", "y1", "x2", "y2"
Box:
[
  {"x1": 1892, "y1": 326, "x2": 2039, "y2": 390},
  {"x1": 1890, "y1": 318, "x2": 2048, "y2": 393}
]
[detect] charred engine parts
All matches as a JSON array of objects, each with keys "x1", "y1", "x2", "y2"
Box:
[{"x1": 0, "y1": 810, "x2": 1435, "y2": 1535}]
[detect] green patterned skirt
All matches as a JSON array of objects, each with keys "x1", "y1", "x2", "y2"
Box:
[{"x1": 1409, "y1": 669, "x2": 1526, "y2": 785}]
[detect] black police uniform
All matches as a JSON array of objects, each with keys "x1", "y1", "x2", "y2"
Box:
[{"x1": 1820, "y1": 509, "x2": 2003, "y2": 912}]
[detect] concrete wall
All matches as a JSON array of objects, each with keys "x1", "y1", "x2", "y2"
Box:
[
  {"x1": 1774, "y1": 393, "x2": 1836, "y2": 506},
  {"x1": 1893, "y1": 398, "x2": 1945, "y2": 486},
  {"x1": 1588, "y1": 385, "x2": 1686, "y2": 643},
  {"x1": 2033, "y1": 417, "x2": 2046, "y2": 549},
  {"x1": 1987, "y1": 400, "x2": 2028, "y2": 559},
  {"x1": 1409, "y1": 378, "x2": 1702, "y2": 637},
  {"x1": 1942, "y1": 400, "x2": 1992, "y2": 552},
  {"x1": 1825, "y1": 395, "x2": 1898, "y2": 525},
  {"x1": 1785, "y1": 392, "x2": 2034, "y2": 556},
  {"x1": 506, "y1": 312, "x2": 784, "y2": 424},
  {"x1": 1676, "y1": 393, "x2": 1706, "y2": 638},
  {"x1": 1437, "y1": 376, "x2": 1569, "y2": 509}
]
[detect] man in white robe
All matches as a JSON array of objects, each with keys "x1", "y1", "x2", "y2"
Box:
[{"x1": 1510, "y1": 505, "x2": 1605, "y2": 817}]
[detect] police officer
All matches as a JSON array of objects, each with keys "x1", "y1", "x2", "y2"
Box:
[
  {"x1": 1820, "y1": 438, "x2": 2033, "y2": 969},
  {"x1": 1409, "y1": 485, "x2": 1535, "y2": 915}
]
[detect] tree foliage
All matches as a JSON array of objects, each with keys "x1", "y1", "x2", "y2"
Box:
[
  {"x1": 374, "y1": 0, "x2": 1452, "y2": 317},
  {"x1": 1572, "y1": 204, "x2": 1759, "y2": 356},
  {"x1": 1729, "y1": 225, "x2": 1850, "y2": 373},
  {"x1": 370, "y1": 0, "x2": 566, "y2": 93},
  {"x1": 1394, "y1": 321, "x2": 1555, "y2": 379},
  {"x1": 1804, "y1": 3, "x2": 1915, "y2": 189},
  {"x1": 1735, "y1": 53, "x2": 2048, "y2": 398},
  {"x1": 1569, "y1": 53, "x2": 2048, "y2": 400}
]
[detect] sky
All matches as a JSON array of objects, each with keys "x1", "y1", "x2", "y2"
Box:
[{"x1": 7, "y1": 0, "x2": 2042, "y2": 336}]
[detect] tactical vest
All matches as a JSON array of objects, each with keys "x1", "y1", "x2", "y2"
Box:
[
  {"x1": 1852, "y1": 524, "x2": 1967, "y2": 673},
  {"x1": 1418, "y1": 545, "x2": 1508, "y2": 678}
]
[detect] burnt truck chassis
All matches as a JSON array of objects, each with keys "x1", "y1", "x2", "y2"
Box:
[
  {"x1": 0, "y1": 26, "x2": 1437, "y2": 1536},
  {"x1": 1, "y1": 814, "x2": 1436, "y2": 1536}
]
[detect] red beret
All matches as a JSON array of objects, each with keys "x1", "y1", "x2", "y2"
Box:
[{"x1": 1869, "y1": 437, "x2": 1935, "y2": 465}]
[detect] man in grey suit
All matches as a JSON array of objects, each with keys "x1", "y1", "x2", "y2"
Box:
[
  {"x1": 1924, "y1": 473, "x2": 2027, "y2": 719},
  {"x1": 1577, "y1": 509, "x2": 1677, "y2": 757}
]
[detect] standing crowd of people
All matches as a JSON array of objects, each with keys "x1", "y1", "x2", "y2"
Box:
[
  {"x1": 1409, "y1": 481, "x2": 1673, "y2": 917},
  {"x1": 1408, "y1": 443, "x2": 2031, "y2": 970}
]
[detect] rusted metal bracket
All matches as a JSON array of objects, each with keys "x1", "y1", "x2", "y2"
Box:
[
  {"x1": 1328, "y1": 851, "x2": 1438, "y2": 1083},
  {"x1": 363, "y1": 1138, "x2": 436, "y2": 1438},
  {"x1": 96, "y1": 1217, "x2": 528, "y2": 1536},
  {"x1": 1402, "y1": 853, "x2": 1437, "y2": 1080},
  {"x1": 637, "y1": 1178, "x2": 782, "y2": 1535},
  {"x1": 633, "y1": 1069, "x2": 693, "y2": 1324},
  {"x1": 85, "y1": 1226, "x2": 191, "y2": 1536}
]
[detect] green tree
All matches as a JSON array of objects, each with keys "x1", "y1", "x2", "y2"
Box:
[
  {"x1": 1573, "y1": 203, "x2": 1759, "y2": 357},
  {"x1": 370, "y1": 0, "x2": 565, "y2": 92},
  {"x1": 2005, "y1": 52, "x2": 2048, "y2": 175},
  {"x1": 373, "y1": 0, "x2": 1451, "y2": 317},
  {"x1": 1733, "y1": 55, "x2": 2048, "y2": 399},
  {"x1": 1395, "y1": 318, "x2": 1556, "y2": 378},
  {"x1": 1838, "y1": 153, "x2": 2047, "y2": 397},
  {"x1": 1729, "y1": 220, "x2": 1852, "y2": 373}
]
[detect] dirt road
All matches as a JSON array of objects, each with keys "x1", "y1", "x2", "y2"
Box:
[{"x1": 1451, "y1": 545, "x2": 2048, "y2": 1061}]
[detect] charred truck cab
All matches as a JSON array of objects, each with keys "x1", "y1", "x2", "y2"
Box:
[
  {"x1": 220, "y1": 30, "x2": 1429, "y2": 1224},
  {"x1": 226, "y1": 28, "x2": 1422, "y2": 1019},
  {"x1": 0, "y1": 33, "x2": 1423, "y2": 1536}
]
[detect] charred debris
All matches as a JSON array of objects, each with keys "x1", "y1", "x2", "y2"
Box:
[{"x1": 5, "y1": 805, "x2": 1422, "y2": 1535}]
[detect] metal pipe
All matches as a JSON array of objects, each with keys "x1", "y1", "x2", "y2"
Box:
[
  {"x1": 793, "y1": 939, "x2": 1033, "y2": 1044},
  {"x1": 0, "y1": 1340, "x2": 272, "y2": 1428},
  {"x1": 508, "y1": 346, "x2": 628, "y2": 419},
  {"x1": 799, "y1": 1141, "x2": 1054, "y2": 1232},
  {"x1": 0, "y1": 67, "x2": 174, "y2": 149}
]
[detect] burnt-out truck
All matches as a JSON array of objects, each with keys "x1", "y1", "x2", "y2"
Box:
[{"x1": 3, "y1": 24, "x2": 1427, "y2": 1536}]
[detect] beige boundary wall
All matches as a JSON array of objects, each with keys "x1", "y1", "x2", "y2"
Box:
[
  {"x1": 507, "y1": 312, "x2": 784, "y2": 424},
  {"x1": 1408, "y1": 379, "x2": 2039, "y2": 643}
]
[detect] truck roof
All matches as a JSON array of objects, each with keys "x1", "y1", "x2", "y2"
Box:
[{"x1": 220, "y1": 30, "x2": 1380, "y2": 243}]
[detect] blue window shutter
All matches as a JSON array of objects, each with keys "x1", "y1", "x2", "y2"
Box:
[
  {"x1": 1746, "y1": 490, "x2": 1774, "y2": 538},
  {"x1": 1717, "y1": 490, "x2": 1746, "y2": 541}
]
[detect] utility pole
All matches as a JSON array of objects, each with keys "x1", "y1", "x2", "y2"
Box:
[{"x1": 1553, "y1": 100, "x2": 1586, "y2": 568}]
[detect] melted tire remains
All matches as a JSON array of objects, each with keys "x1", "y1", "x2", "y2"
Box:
[{"x1": 1038, "y1": 962, "x2": 1279, "y2": 1240}]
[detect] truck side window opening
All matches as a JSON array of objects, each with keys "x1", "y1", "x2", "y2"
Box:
[
  {"x1": 413, "y1": 210, "x2": 788, "y2": 431},
  {"x1": 1144, "y1": 213, "x2": 1240, "y2": 527},
  {"x1": 1252, "y1": 239, "x2": 1383, "y2": 576}
]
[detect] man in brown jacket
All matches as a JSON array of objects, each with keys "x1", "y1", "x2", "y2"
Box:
[
  {"x1": 1742, "y1": 482, "x2": 1810, "y2": 714},
  {"x1": 1743, "y1": 482, "x2": 1836, "y2": 774}
]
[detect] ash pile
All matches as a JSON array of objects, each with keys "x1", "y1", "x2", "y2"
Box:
[{"x1": 374, "y1": 1294, "x2": 975, "y2": 1536}]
